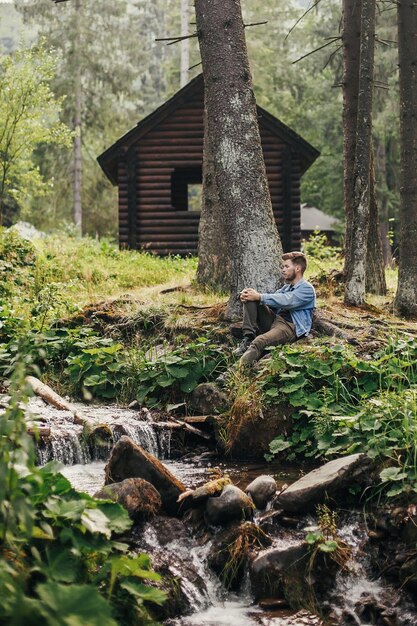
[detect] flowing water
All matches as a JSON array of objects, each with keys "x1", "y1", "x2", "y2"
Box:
[{"x1": 12, "y1": 396, "x2": 417, "y2": 626}]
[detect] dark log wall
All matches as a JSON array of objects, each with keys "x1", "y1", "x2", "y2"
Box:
[{"x1": 118, "y1": 91, "x2": 301, "y2": 254}]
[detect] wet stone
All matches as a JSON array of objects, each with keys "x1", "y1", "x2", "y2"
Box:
[
  {"x1": 245, "y1": 474, "x2": 277, "y2": 509},
  {"x1": 205, "y1": 484, "x2": 254, "y2": 526},
  {"x1": 275, "y1": 453, "x2": 372, "y2": 513}
]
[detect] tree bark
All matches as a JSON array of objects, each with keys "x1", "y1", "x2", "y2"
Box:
[
  {"x1": 73, "y1": 0, "x2": 82, "y2": 233},
  {"x1": 196, "y1": 108, "x2": 231, "y2": 288},
  {"x1": 394, "y1": 0, "x2": 417, "y2": 317},
  {"x1": 366, "y1": 147, "x2": 387, "y2": 294},
  {"x1": 194, "y1": 0, "x2": 283, "y2": 319},
  {"x1": 344, "y1": 0, "x2": 375, "y2": 305},
  {"x1": 342, "y1": 0, "x2": 362, "y2": 265},
  {"x1": 180, "y1": 0, "x2": 189, "y2": 88}
]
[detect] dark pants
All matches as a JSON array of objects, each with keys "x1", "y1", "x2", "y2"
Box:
[{"x1": 240, "y1": 301, "x2": 296, "y2": 365}]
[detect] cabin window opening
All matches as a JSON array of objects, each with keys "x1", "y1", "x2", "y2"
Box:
[
  {"x1": 188, "y1": 184, "x2": 202, "y2": 212},
  {"x1": 171, "y1": 167, "x2": 202, "y2": 211}
]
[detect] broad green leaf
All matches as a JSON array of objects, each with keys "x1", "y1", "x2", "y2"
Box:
[
  {"x1": 120, "y1": 580, "x2": 167, "y2": 607},
  {"x1": 36, "y1": 581, "x2": 117, "y2": 626},
  {"x1": 379, "y1": 467, "x2": 408, "y2": 482}
]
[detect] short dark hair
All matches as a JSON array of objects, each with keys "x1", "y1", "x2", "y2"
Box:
[{"x1": 282, "y1": 251, "x2": 307, "y2": 273}]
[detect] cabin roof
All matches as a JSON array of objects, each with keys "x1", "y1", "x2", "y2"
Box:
[
  {"x1": 300, "y1": 203, "x2": 341, "y2": 231},
  {"x1": 98, "y1": 74, "x2": 319, "y2": 185}
]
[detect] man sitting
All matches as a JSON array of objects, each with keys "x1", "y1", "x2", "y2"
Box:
[{"x1": 235, "y1": 251, "x2": 316, "y2": 366}]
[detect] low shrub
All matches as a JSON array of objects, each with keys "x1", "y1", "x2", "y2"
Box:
[{"x1": 263, "y1": 337, "x2": 417, "y2": 497}]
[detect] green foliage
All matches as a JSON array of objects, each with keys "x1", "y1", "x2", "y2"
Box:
[
  {"x1": 305, "y1": 505, "x2": 350, "y2": 569},
  {"x1": 0, "y1": 43, "x2": 72, "y2": 223},
  {"x1": 264, "y1": 337, "x2": 417, "y2": 497},
  {"x1": 302, "y1": 231, "x2": 342, "y2": 261},
  {"x1": 66, "y1": 339, "x2": 125, "y2": 400},
  {"x1": 0, "y1": 356, "x2": 165, "y2": 625},
  {"x1": 131, "y1": 338, "x2": 227, "y2": 407}
]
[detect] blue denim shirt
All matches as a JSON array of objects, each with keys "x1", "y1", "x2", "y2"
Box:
[{"x1": 260, "y1": 278, "x2": 316, "y2": 337}]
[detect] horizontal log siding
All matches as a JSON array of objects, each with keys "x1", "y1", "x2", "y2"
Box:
[
  {"x1": 118, "y1": 95, "x2": 302, "y2": 254},
  {"x1": 135, "y1": 93, "x2": 204, "y2": 254}
]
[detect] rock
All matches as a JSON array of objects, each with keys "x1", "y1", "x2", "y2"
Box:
[
  {"x1": 245, "y1": 475, "x2": 277, "y2": 509},
  {"x1": 207, "y1": 522, "x2": 272, "y2": 590},
  {"x1": 275, "y1": 454, "x2": 372, "y2": 513},
  {"x1": 249, "y1": 541, "x2": 309, "y2": 603},
  {"x1": 189, "y1": 382, "x2": 231, "y2": 415},
  {"x1": 94, "y1": 478, "x2": 161, "y2": 523},
  {"x1": 258, "y1": 597, "x2": 290, "y2": 610},
  {"x1": 104, "y1": 436, "x2": 186, "y2": 516},
  {"x1": 205, "y1": 484, "x2": 254, "y2": 526}
]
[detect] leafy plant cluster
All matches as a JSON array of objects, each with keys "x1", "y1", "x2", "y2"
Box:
[
  {"x1": 132, "y1": 338, "x2": 227, "y2": 407},
  {"x1": 0, "y1": 362, "x2": 166, "y2": 626},
  {"x1": 263, "y1": 337, "x2": 417, "y2": 497}
]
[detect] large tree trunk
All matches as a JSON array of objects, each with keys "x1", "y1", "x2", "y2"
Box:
[
  {"x1": 366, "y1": 148, "x2": 387, "y2": 294},
  {"x1": 344, "y1": 0, "x2": 375, "y2": 305},
  {"x1": 394, "y1": 0, "x2": 417, "y2": 316},
  {"x1": 196, "y1": 109, "x2": 230, "y2": 288},
  {"x1": 194, "y1": 0, "x2": 283, "y2": 319},
  {"x1": 73, "y1": 0, "x2": 82, "y2": 233}
]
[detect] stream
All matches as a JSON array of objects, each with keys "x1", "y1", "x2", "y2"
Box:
[{"x1": 13, "y1": 396, "x2": 417, "y2": 626}]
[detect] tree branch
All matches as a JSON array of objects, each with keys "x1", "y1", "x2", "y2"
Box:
[
  {"x1": 155, "y1": 33, "x2": 198, "y2": 46},
  {"x1": 323, "y1": 44, "x2": 342, "y2": 69},
  {"x1": 243, "y1": 21, "x2": 268, "y2": 28},
  {"x1": 292, "y1": 37, "x2": 340, "y2": 64},
  {"x1": 285, "y1": 0, "x2": 323, "y2": 40},
  {"x1": 189, "y1": 60, "x2": 202, "y2": 70}
]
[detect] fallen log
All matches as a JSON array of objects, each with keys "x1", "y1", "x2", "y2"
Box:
[
  {"x1": 169, "y1": 417, "x2": 212, "y2": 440},
  {"x1": 26, "y1": 376, "x2": 97, "y2": 433},
  {"x1": 27, "y1": 425, "x2": 51, "y2": 437}
]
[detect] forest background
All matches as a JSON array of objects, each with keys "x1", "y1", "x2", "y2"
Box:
[{"x1": 0, "y1": 0, "x2": 399, "y2": 248}]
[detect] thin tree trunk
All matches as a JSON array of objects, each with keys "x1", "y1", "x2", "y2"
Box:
[
  {"x1": 366, "y1": 147, "x2": 387, "y2": 294},
  {"x1": 344, "y1": 0, "x2": 375, "y2": 305},
  {"x1": 195, "y1": 0, "x2": 282, "y2": 319},
  {"x1": 394, "y1": 0, "x2": 417, "y2": 317},
  {"x1": 342, "y1": 0, "x2": 362, "y2": 266},
  {"x1": 180, "y1": 0, "x2": 189, "y2": 88},
  {"x1": 73, "y1": 0, "x2": 82, "y2": 233},
  {"x1": 375, "y1": 138, "x2": 393, "y2": 267}
]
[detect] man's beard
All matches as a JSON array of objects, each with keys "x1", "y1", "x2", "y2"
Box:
[{"x1": 284, "y1": 269, "x2": 296, "y2": 282}]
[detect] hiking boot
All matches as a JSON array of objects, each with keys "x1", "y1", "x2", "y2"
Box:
[{"x1": 233, "y1": 334, "x2": 255, "y2": 357}]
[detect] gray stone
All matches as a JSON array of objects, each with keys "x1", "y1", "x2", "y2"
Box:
[
  {"x1": 94, "y1": 477, "x2": 161, "y2": 522},
  {"x1": 275, "y1": 453, "x2": 372, "y2": 513},
  {"x1": 245, "y1": 475, "x2": 277, "y2": 509},
  {"x1": 205, "y1": 484, "x2": 254, "y2": 526},
  {"x1": 189, "y1": 382, "x2": 230, "y2": 415},
  {"x1": 249, "y1": 540, "x2": 309, "y2": 601}
]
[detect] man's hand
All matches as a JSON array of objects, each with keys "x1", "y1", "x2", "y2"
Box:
[{"x1": 240, "y1": 288, "x2": 261, "y2": 302}]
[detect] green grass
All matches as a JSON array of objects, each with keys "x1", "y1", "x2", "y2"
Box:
[{"x1": 1, "y1": 229, "x2": 198, "y2": 326}]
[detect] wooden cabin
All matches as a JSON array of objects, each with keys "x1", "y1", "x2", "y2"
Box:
[{"x1": 98, "y1": 74, "x2": 319, "y2": 255}]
